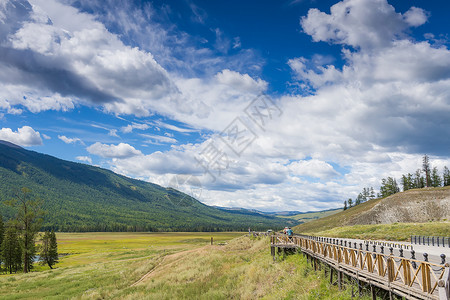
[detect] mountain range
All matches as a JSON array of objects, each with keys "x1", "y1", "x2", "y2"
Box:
[{"x1": 0, "y1": 141, "x2": 297, "y2": 231}]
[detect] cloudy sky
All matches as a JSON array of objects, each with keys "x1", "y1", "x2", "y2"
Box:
[{"x1": 1, "y1": 0, "x2": 450, "y2": 212}]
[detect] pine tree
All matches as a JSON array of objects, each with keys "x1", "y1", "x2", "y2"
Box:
[
  {"x1": 1, "y1": 223, "x2": 21, "y2": 274},
  {"x1": 348, "y1": 198, "x2": 353, "y2": 208},
  {"x1": 431, "y1": 166, "x2": 442, "y2": 187},
  {"x1": 369, "y1": 187, "x2": 375, "y2": 200},
  {"x1": 422, "y1": 155, "x2": 431, "y2": 187},
  {"x1": 355, "y1": 193, "x2": 362, "y2": 206},
  {"x1": 343, "y1": 200, "x2": 347, "y2": 211},
  {"x1": 401, "y1": 173, "x2": 414, "y2": 191},
  {"x1": 443, "y1": 166, "x2": 450, "y2": 186},
  {"x1": 379, "y1": 177, "x2": 400, "y2": 198},
  {"x1": 5, "y1": 188, "x2": 43, "y2": 273},
  {"x1": 40, "y1": 230, "x2": 58, "y2": 269},
  {"x1": 414, "y1": 169, "x2": 425, "y2": 188}
]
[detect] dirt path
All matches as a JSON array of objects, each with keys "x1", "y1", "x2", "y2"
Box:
[
  {"x1": 130, "y1": 246, "x2": 211, "y2": 287},
  {"x1": 130, "y1": 256, "x2": 167, "y2": 287}
]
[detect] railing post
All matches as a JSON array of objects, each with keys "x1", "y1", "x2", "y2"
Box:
[
  {"x1": 438, "y1": 263, "x2": 449, "y2": 300},
  {"x1": 387, "y1": 257, "x2": 395, "y2": 282},
  {"x1": 421, "y1": 262, "x2": 431, "y2": 293},
  {"x1": 411, "y1": 250, "x2": 416, "y2": 269}
]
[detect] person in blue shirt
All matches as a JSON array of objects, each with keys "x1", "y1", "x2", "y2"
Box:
[{"x1": 287, "y1": 227, "x2": 293, "y2": 241}]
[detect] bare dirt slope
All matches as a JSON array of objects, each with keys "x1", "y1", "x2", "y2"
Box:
[
  {"x1": 349, "y1": 187, "x2": 450, "y2": 225},
  {"x1": 294, "y1": 186, "x2": 450, "y2": 233}
]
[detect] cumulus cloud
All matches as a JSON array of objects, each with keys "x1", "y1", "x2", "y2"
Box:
[
  {"x1": 87, "y1": 142, "x2": 142, "y2": 158},
  {"x1": 0, "y1": 126, "x2": 43, "y2": 146},
  {"x1": 0, "y1": 0, "x2": 178, "y2": 116},
  {"x1": 300, "y1": 0, "x2": 428, "y2": 50}
]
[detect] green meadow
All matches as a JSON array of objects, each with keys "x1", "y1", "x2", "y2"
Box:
[{"x1": 0, "y1": 232, "x2": 361, "y2": 299}]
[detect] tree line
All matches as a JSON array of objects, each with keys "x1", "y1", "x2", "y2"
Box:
[
  {"x1": 344, "y1": 155, "x2": 450, "y2": 209},
  {"x1": 379, "y1": 155, "x2": 450, "y2": 198},
  {"x1": 0, "y1": 188, "x2": 58, "y2": 274},
  {"x1": 344, "y1": 187, "x2": 376, "y2": 210}
]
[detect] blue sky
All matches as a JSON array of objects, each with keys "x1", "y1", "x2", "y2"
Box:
[{"x1": 1, "y1": 0, "x2": 450, "y2": 211}]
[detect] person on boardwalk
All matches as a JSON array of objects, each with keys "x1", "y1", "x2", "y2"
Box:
[{"x1": 287, "y1": 227, "x2": 293, "y2": 242}]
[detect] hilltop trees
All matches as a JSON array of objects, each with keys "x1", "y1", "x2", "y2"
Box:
[
  {"x1": 422, "y1": 155, "x2": 431, "y2": 187},
  {"x1": 344, "y1": 187, "x2": 375, "y2": 210},
  {"x1": 385, "y1": 155, "x2": 450, "y2": 194},
  {"x1": 444, "y1": 166, "x2": 450, "y2": 186},
  {"x1": 379, "y1": 177, "x2": 400, "y2": 198}
]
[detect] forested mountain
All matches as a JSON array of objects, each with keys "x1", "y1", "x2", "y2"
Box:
[{"x1": 0, "y1": 141, "x2": 295, "y2": 231}]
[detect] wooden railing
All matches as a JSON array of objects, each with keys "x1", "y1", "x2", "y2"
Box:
[{"x1": 271, "y1": 234, "x2": 450, "y2": 300}]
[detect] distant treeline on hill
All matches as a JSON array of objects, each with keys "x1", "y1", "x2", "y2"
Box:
[
  {"x1": 344, "y1": 155, "x2": 450, "y2": 209},
  {"x1": 40, "y1": 224, "x2": 267, "y2": 233}
]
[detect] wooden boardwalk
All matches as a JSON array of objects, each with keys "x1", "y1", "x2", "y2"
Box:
[{"x1": 269, "y1": 234, "x2": 450, "y2": 300}]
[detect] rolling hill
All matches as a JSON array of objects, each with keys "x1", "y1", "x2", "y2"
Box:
[
  {"x1": 293, "y1": 186, "x2": 450, "y2": 234},
  {"x1": 0, "y1": 141, "x2": 297, "y2": 231}
]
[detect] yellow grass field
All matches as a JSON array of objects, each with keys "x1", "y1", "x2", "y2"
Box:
[{"x1": 0, "y1": 232, "x2": 360, "y2": 299}]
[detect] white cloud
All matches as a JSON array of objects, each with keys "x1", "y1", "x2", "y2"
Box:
[
  {"x1": 141, "y1": 133, "x2": 177, "y2": 144},
  {"x1": 108, "y1": 129, "x2": 119, "y2": 137},
  {"x1": 300, "y1": 0, "x2": 428, "y2": 50},
  {"x1": 1, "y1": 0, "x2": 178, "y2": 116},
  {"x1": 58, "y1": 135, "x2": 83, "y2": 145},
  {"x1": 0, "y1": 126, "x2": 43, "y2": 146},
  {"x1": 121, "y1": 123, "x2": 150, "y2": 133},
  {"x1": 76, "y1": 156, "x2": 92, "y2": 164},
  {"x1": 289, "y1": 159, "x2": 340, "y2": 180},
  {"x1": 87, "y1": 142, "x2": 142, "y2": 158}
]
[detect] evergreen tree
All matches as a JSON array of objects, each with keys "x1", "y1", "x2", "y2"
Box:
[
  {"x1": 348, "y1": 198, "x2": 353, "y2": 208},
  {"x1": 401, "y1": 173, "x2": 414, "y2": 191},
  {"x1": 443, "y1": 166, "x2": 450, "y2": 186},
  {"x1": 369, "y1": 187, "x2": 376, "y2": 200},
  {"x1": 431, "y1": 166, "x2": 442, "y2": 187},
  {"x1": 40, "y1": 230, "x2": 58, "y2": 269},
  {"x1": 379, "y1": 177, "x2": 400, "y2": 198},
  {"x1": 1, "y1": 223, "x2": 21, "y2": 274},
  {"x1": 422, "y1": 154, "x2": 431, "y2": 187},
  {"x1": 5, "y1": 188, "x2": 43, "y2": 273},
  {"x1": 355, "y1": 193, "x2": 362, "y2": 206},
  {"x1": 343, "y1": 200, "x2": 347, "y2": 211},
  {"x1": 414, "y1": 169, "x2": 425, "y2": 188}
]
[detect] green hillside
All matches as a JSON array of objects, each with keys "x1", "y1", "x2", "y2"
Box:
[
  {"x1": 278, "y1": 208, "x2": 342, "y2": 223},
  {"x1": 0, "y1": 141, "x2": 296, "y2": 231}
]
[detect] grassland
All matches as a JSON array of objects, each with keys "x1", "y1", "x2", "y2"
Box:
[{"x1": 0, "y1": 232, "x2": 362, "y2": 299}]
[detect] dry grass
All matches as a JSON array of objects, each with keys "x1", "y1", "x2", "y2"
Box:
[{"x1": 0, "y1": 233, "x2": 364, "y2": 299}]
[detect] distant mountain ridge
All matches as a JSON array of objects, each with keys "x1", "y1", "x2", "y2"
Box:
[{"x1": 0, "y1": 141, "x2": 296, "y2": 231}]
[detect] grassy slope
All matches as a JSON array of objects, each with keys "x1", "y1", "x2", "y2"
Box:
[
  {"x1": 0, "y1": 233, "x2": 363, "y2": 300},
  {"x1": 293, "y1": 197, "x2": 383, "y2": 233},
  {"x1": 279, "y1": 208, "x2": 342, "y2": 223}
]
